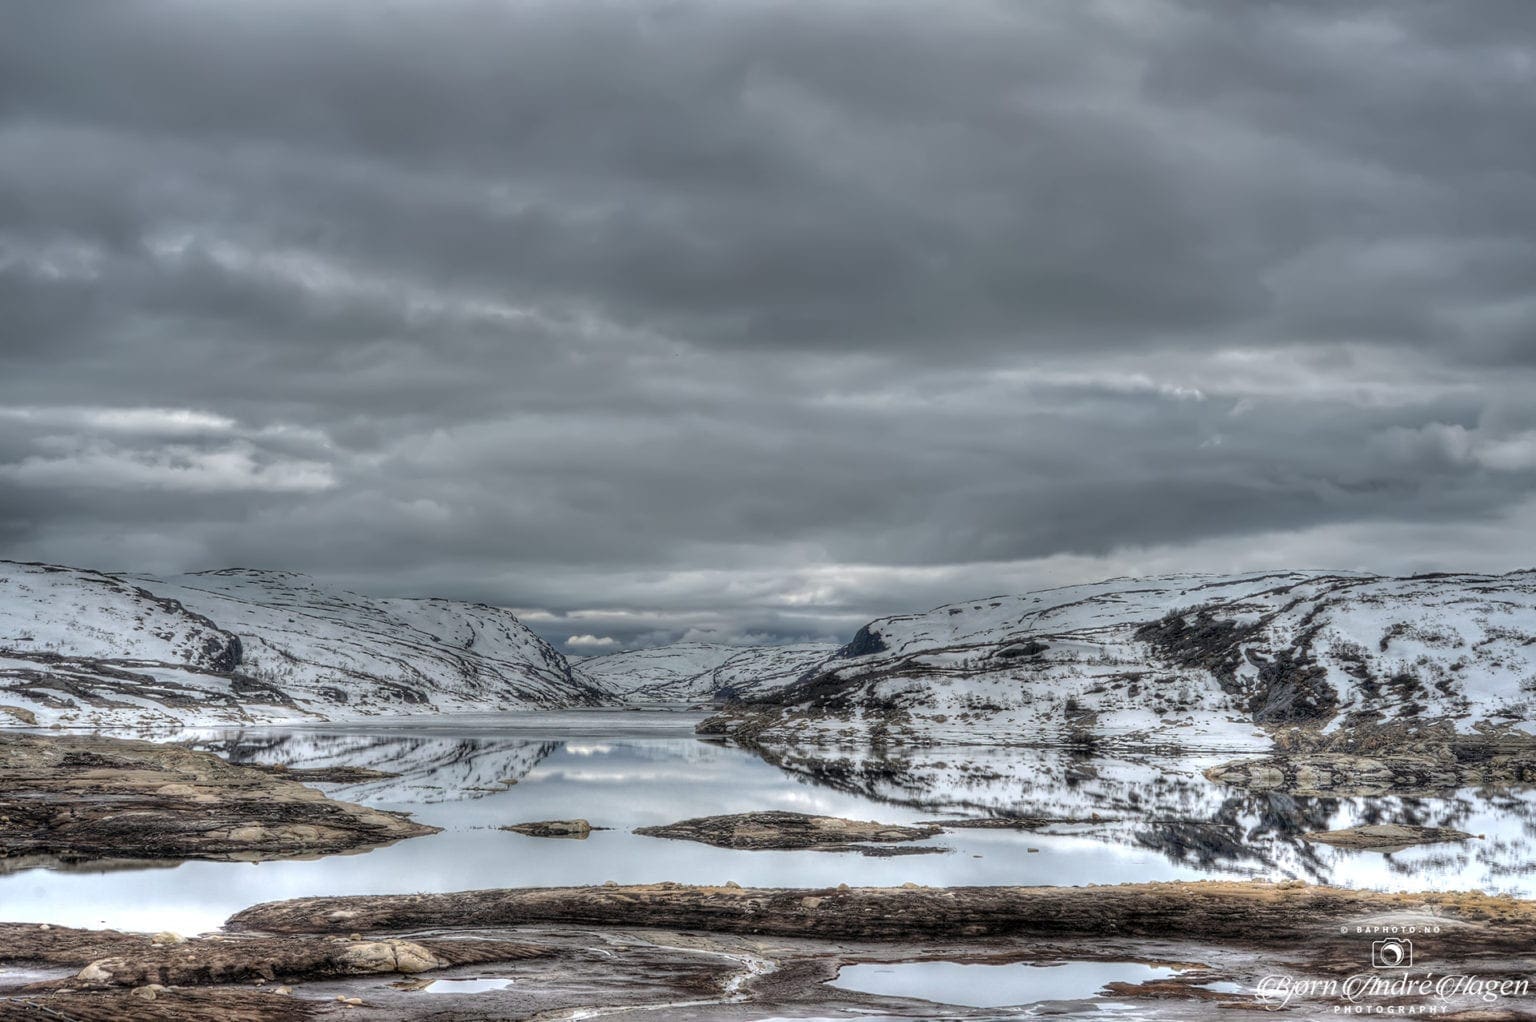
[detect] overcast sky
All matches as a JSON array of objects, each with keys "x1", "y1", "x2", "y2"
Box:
[{"x1": 3, "y1": 1, "x2": 1535, "y2": 654}]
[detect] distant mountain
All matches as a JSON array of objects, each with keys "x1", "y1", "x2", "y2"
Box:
[
  {"x1": 701, "y1": 570, "x2": 1536, "y2": 751},
  {"x1": 580, "y1": 641, "x2": 838, "y2": 704},
  {"x1": 0, "y1": 561, "x2": 604, "y2": 727}
]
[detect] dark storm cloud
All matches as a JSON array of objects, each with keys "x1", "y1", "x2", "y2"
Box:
[{"x1": 1, "y1": 0, "x2": 1534, "y2": 651}]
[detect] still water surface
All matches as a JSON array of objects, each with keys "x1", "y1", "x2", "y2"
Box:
[
  {"x1": 829, "y1": 961, "x2": 1182, "y2": 1007},
  {"x1": 3, "y1": 711, "x2": 1531, "y2": 935}
]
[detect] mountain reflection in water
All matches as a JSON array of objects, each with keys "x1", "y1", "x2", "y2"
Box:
[{"x1": 0, "y1": 711, "x2": 1529, "y2": 936}]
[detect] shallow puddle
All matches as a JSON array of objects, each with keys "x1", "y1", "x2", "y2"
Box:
[
  {"x1": 828, "y1": 960, "x2": 1180, "y2": 1007},
  {"x1": 423, "y1": 977, "x2": 515, "y2": 994}
]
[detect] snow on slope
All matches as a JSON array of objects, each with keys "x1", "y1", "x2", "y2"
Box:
[
  {"x1": 0, "y1": 562, "x2": 241, "y2": 669},
  {"x1": 703, "y1": 570, "x2": 1536, "y2": 750},
  {"x1": 580, "y1": 641, "x2": 837, "y2": 704},
  {"x1": 0, "y1": 562, "x2": 603, "y2": 728}
]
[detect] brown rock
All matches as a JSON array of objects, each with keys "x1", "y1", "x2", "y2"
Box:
[
  {"x1": 634, "y1": 811, "x2": 940, "y2": 852},
  {"x1": 500, "y1": 819, "x2": 600, "y2": 838},
  {"x1": 1301, "y1": 823, "x2": 1474, "y2": 852},
  {"x1": 0, "y1": 732, "x2": 438, "y2": 872}
]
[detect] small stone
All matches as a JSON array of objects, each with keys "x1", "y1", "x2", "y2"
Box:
[
  {"x1": 274, "y1": 986, "x2": 293, "y2": 995},
  {"x1": 151, "y1": 931, "x2": 185, "y2": 945},
  {"x1": 901, "y1": 881, "x2": 920, "y2": 889},
  {"x1": 724, "y1": 880, "x2": 741, "y2": 888},
  {"x1": 77, "y1": 961, "x2": 115, "y2": 984}
]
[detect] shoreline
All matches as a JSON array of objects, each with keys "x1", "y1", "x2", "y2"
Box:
[{"x1": 6, "y1": 880, "x2": 1536, "y2": 1019}]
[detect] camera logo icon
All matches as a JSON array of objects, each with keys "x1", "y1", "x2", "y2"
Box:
[{"x1": 1372, "y1": 938, "x2": 1413, "y2": 969}]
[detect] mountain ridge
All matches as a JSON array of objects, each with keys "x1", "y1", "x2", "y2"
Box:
[
  {"x1": 702, "y1": 569, "x2": 1536, "y2": 751},
  {"x1": 581, "y1": 640, "x2": 838, "y2": 705},
  {"x1": 0, "y1": 560, "x2": 606, "y2": 727}
]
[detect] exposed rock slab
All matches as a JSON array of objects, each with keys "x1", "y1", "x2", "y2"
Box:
[
  {"x1": 0, "y1": 921, "x2": 547, "y2": 988},
  {"x1": 1302, "y1": 823, "x2": 1475, "y2": 852},
  {"x1": 500, "y1": 819, "x2": 602, "y2": 838},
  {"x1": 633, "y1": 811, "x2": 940, "y2": 852},
  {"x1": 0, "y1": 732, "x2": 437, "y2": 871},
  {"x1": 0, "y1": 987, "x2": 320, "y2": 1021},
  {"x1": 227, "y1": 880, "x2": 1536, "y2": 951},
  {"x1": 17, "y1": 885, "x2": 1536, "y2": 1019}
]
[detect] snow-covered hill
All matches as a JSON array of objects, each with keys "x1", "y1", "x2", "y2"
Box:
[
  {"x1": 0, "y1": 561, "x2": 604, "y2": 728},
  {"x1": 702, "y1": 570, "x2": 1536, "y2": 751},
  {"x1": 581, "y1": 641, "x2": 837, "y2": 704}
]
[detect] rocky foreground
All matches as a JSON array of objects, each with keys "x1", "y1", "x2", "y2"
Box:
[
  {"x1": 0, "y1": 733, "x2": 436, "y2": 872},
  {"x1": 5, "y1": 881, "x2": 1536, "y2": 1019}
]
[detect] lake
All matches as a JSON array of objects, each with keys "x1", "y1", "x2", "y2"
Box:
[{"x1": 3, "y1": 710, "x2": 1532, "y2": 938}]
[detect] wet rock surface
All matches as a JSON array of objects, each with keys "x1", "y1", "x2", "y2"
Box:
[
  {"x1": 634, "y1": 811, "x2": 941, "y2": 852},
  {"x1": 0, "y1": 733, "x2": 438, "y2": 871}
]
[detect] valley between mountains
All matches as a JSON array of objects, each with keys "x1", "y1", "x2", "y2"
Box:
[
  {"x1": 4, "y1": 560, "x2": 1536, "y2": 1019},
  {"x1": 6, "y1": 560, "x2": 1535, "y2": 753}
]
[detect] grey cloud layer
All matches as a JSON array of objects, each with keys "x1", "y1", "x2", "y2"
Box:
[{"x1": 1, "y1": 1, "x2": 1533, "y2": 651}]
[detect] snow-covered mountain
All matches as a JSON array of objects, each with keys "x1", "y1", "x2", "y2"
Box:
[
  {"x1": 581, "y1": 641, "x2": 838, "y2": 704},
  {"x1": 0, "y1": 561, "x2": 604, "y2": 728},
  {"x1": 701, "y1": 570, "x2": 1536, "y2": 751}
]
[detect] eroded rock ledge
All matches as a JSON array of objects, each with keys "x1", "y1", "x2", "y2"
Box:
[
  {"x1": 227, "y1": 880, "x2": 1536, "y2": 950},
  {"x1": 0, "y1": 733, "x2": 437, "y2": 871}
]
